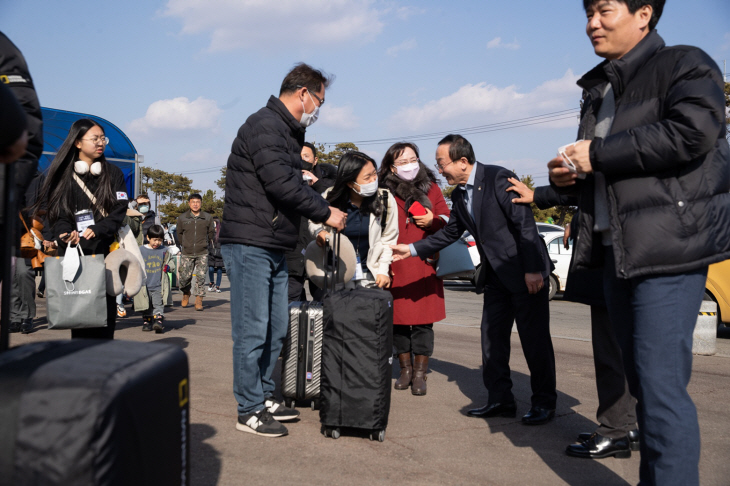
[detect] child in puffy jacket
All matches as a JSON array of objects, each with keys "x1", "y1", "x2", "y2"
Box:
[{"x1": 138, "y1": 225, "x2": 169, "y2": 333}]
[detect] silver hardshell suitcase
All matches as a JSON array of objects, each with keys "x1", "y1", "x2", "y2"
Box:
[{"x1": 281, "y1": 301, "x2": 324, "y2": 409}]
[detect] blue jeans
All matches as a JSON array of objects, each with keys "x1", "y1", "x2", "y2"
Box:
[
  {"x1": 208, "y1": 266, "x2": 223, "y2": 287},
  {"x1": 603, "y1": 249, "x2": 707, "y2": 486},
  {"x1": 222, "y1": 243, "x2": 289, "y2": 415}
]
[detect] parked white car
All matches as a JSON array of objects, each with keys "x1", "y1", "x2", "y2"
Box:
[
  {"x1": 541, "y1": 230, "x2": 571, "y2": 300},
  {"x1": 461, "y1": 228, "x2": 571, "y2": 301}
]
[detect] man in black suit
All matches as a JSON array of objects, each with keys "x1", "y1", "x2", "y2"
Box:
[{"x1": 391, "y1": 134, "x2": 557, "y2": 425}]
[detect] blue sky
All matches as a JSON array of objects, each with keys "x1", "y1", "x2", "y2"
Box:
[{"x1": 2, "y1": 1, "x2": 728, "y2": 200}]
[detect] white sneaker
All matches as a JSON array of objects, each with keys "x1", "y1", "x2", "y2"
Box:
[
  {"x1": 264, "y1": 398, "x2": 300, "y2": 421},
  {"x1": 236, "y1": 410, "x2": 288, "y2": 437}
]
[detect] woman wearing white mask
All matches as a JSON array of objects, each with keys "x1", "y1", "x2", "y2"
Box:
[
  {"x1": 31, "y1": 118, "x2": 128, "y2": 339},
  {"x1": 310, "y1": 151, "x2": 397, "y2": 290},
  {"x1": 378, "y1": 142, "x2": 451, "y2": 396}
]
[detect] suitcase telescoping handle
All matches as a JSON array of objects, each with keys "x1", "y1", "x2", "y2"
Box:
[{"x1": 322, "y1": 232, "x2": 341, "y2": 294}]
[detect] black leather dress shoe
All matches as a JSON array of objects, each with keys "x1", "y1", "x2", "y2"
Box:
[
  {"x1": 521, "y1": 406, "x2": 555, "y2": 425},
  {"x1": 577, "y1": 429, "x2": 640, "y2": 451},
  {"x1": 20, "y1": 318, "x2": 33, "y2": 334},
  {"x1": 566, "y1": 433, "x2": 632, "y2": 459},
  {"x1": 467, "y1": 402, "x2": 517, "y2": 418}
]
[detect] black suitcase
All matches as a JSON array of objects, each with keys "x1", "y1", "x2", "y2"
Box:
[
  {"x1": 0, "y1": 339, "x2": 190, "y2": 485},
  {"x1": 319, "y1": 285, "x2": 394, "y2": 442},
  {"x1": 281, "y1": 301, "x2": 324, "y2": 409}
]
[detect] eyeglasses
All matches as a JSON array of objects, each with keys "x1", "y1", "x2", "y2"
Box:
[
  {"x1": 394, "y1": 157, "x2": 419, "y2": 167},
  {"x1": 434, "y1": 160, "x2": 455, "y2": 173},
  {"x1": 297, "y1": 85, "x2": 324, "y2": 106},
  {"x1": 82, "y1": 136, "x2": 109, "y2": 145}
]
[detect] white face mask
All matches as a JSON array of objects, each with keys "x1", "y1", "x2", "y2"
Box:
[
  {"x1": 396, "y1": 162, "x2": 420, "y2": 182},
  {"x1": 299, "y1": 91, "x2": 320, "y2": 128},
  {"x1": 353, "y1": 178, "x2": 378, "y2": 197}
]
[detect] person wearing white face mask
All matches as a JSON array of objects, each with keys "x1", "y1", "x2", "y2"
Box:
[
  {"x1": 221, "y1": 63, "x2": 347, "y2": 438},
  {"x1": 378, "y1": 142, "x2": 451, "y2": 395},
  {"x1": 310, "y1": 151, "x2": 398, "y2": 291}
]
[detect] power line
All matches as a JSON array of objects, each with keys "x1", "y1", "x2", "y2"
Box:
[
  {"x1": 174, "y1": 108, "x2": 580, "y2": 175},
  {"x1": 321, "y1": 109, "x2": 579, "y2": 147}
]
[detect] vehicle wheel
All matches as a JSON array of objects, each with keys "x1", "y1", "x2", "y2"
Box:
[{"x1": 548, "y1": 275, "x2": 558, "y2": 301}]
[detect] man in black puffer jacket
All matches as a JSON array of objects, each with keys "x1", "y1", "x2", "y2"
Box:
[
  {"x1": 220, "y1": 64, "x2": 346, "y2": 438},
  {"x1": 549, "y1": 2, "x2": 730, "y2": 485}
]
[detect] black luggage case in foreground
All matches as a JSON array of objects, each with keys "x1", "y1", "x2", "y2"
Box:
[
  {"x1": 281, "y1": 301, "x2": 324, "y2": 409},
  {"x1": 320, "y1": 286, "x2": 394, "y2": 442},
  {"x1": 0, "y1": 339, "x2": 190, "y2": 485}
]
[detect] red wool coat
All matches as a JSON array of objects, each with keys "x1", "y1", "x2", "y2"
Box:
[{"x1": 390, "y1": 183, "x2": 450, "y2": 325}]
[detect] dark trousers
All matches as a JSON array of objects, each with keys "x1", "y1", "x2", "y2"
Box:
[
  {"x1": 71, "y1": 293, "x2": 117, "y2": 340},
  {"x1": 10, "y1": 257, "x2": 35, "y2": 321},
  {"x1": 287, "y1": 274, "x2": 307, "y2": 303},
  {"x1": 590, "y1": 305, "x2": 637, "y2": 438},
  {"x1": 481, "y1": 266, "x2": 556, "y2": 409},
  {"x1": 288, "y1": 274, "x2": 325, "y2": 303},
  {"x1": 604, "y1": 249, "x2": 706, "y2": 486},
  {"x1": 393, "y1": 324, "x2": 434, "y2": 356}
]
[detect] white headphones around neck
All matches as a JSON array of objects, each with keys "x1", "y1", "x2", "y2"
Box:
[{"x1": 74, "y1": 160, "x2": 102, "y2": 176}]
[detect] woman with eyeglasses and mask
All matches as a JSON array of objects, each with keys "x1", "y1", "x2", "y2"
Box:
[
  {"x1": 31, "y1": 118, "x2": 129, "y2": 339},
  {"x1": 309, "y1": 151, "x2": 398, "y2": 291},
  {"x1": 378, "y1": 142, "x2": 450, "y2": 395}
]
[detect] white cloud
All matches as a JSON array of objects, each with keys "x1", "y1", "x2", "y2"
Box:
[
  {"x1": 386, "y1": 38, "x2": 417, "y2": 57},
  {"x1": 319, "y1": 104, "x2": 359, "y2": 130},
  {"x1": 129, "y1": 97, "x2": 222, "y2": 134},
  {"x1": 388, "y1": 70, "x2": 582, "y2": 132},
  {"x1": 486, "y1": 37, "x2": 520, "y2": 50},
  {"x1": 163, "y1": 0, "x2": 384, "y2": 52}
]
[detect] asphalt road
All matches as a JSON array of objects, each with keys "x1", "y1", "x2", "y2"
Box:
[{"x1": 10, "y1": 278, "x2": 730, "y2": 485}]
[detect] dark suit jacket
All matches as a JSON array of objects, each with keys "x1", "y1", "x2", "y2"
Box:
[{"x1": 414, "y1": 163, "x2": 552, "y2": 294}]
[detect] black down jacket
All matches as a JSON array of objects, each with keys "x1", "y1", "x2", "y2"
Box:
[
  {"x1": 220, "y1": 96, "x2": 331, "y2": 250},
  {"x1": 562, "y1": 30, "x2": 730, "y2": 279}
]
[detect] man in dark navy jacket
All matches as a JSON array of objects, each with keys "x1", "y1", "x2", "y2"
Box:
[
  {"x1": 220, "y1": 64, "x2": 346, "y2": 438},
  {"x1": 392, "y1": 134, "x2": 557, "y2": 425}
]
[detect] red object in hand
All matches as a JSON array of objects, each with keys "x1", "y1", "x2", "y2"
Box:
[
  {"x1": 163, "y1": 265, "x2": 170, "y2": 273},
  {"x1": 408, "y1": 201, "x2": 427, "y2": 216}
]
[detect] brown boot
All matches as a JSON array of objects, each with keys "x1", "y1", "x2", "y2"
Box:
[
  {"x1": 195, "y1": 295, "x2": 203, "y2": 311},
  {"x1": 394, "y1": 353, "x2": 412, "y2": 390},
  {"x1": 412, "y1": 355, "x2": 429, "y2": 396},
  {"x1": 181, "y1": 293, "x2": 191, "y2": 308}
]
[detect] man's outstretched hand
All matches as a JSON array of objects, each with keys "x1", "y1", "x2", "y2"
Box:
[{"x1": 390, "y1": 244, "x2": 412, "y2": 262}]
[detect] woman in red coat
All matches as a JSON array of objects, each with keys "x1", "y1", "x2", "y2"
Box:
[{"x1": 379, "y1": 142, "x2": 450, "y2": 395}]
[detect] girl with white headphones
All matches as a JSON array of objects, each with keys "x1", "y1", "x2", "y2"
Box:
[{"x1": 31, "y1": 118, "x2": 129, "y2": 339}]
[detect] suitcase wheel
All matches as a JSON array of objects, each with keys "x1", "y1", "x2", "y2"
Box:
[
  {"x1": 323, "y1": 427, "x2": 340, "y2": 439},
  {"x1": 310, "y1": 399, "x2": 319, "y2": 411},
  {"x1": 284, "y1": 398, "x2": 294, "y2": 409},
  {"x1": 370, "y1": 429, "x2": 385, "y2": 442}
]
